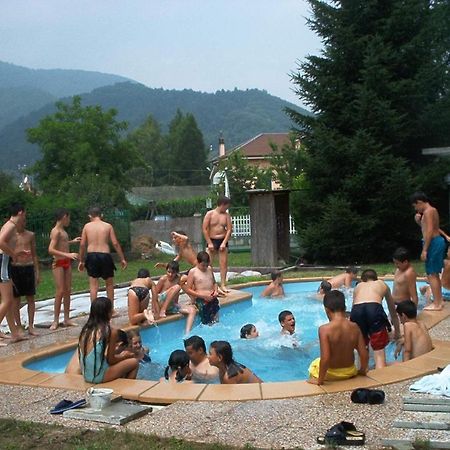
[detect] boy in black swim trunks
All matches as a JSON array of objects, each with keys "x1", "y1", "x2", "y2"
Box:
[{"x1": 185, "y1": 251, "x2": 220, "y2": 325}]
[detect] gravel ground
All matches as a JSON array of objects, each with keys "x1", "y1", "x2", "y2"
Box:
[{"x1": 0, "y1": 310, "x2": 448, "y2": 449}]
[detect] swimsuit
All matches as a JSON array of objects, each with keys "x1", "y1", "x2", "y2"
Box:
[
  {"x1": 211, "y1": 238, "x2": 228, "y2": 251},
  {"x1": 80, "y1": 341, "x2": 109, "y2": 384},
  {"x1": 308, "y1": 358, "x2": 358, "y2": 380},
  {"x1": 129, "y1": 286, "x2": 150, "y2": 302},
  {"x1": 350, "y1": 302, "x2": 391, "y2": 351},
  {"x1": 11, "y1": 264, "x2": 36, "y2": 296},
  {"x1": 0, "y1": 254, "x2": 11, "y2": 283},
  {"x1": 52, "y1": 258, "x2": 71, "y2": 270},
  {"x1": 85, "y1": 252, "x2": 116, "y2": 279},
  {"x1": 195, "y1": 297, "x2": 220, "y2": 325},
  {"x1": 425, "y1": 235, "x2": 446, "y2": 275},
  {"x1": 442, "y1": 288, "x2": 450, "y2": 300}
]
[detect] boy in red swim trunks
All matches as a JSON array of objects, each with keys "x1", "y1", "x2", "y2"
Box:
[
  {"x1": 350, "y1": 269, "x2": 401, "y2": 369},
  {"x1": 48, "y1": 208, "x2": 80, "y2": 330}
]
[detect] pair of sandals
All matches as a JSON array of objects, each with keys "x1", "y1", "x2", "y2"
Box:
[
  {"x1": 50, "y1": 398, "x2": 86, "y2": 414},
  {"x1": 350, "y1": 388, "x2": 385, "y2": 404},
  {"x1": 317, "y1": 421, "x2": 365, "y2": 446}
]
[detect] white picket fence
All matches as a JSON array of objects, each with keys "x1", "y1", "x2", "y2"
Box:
[{"x1": 231, "y1": 215, "x2": 297, "y2": 237}]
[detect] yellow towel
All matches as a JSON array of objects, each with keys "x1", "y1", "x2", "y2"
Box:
[{"x1": 308, "y1": 357, "x2": 358, "y2": 381}]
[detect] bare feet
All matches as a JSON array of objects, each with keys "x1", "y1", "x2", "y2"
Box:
[
  {"x1": 0, "y1": 342, "x2": 7, "y2": 347},
  {"x1": 49, "y1": 321, "x2": 59, "y2": 331},
  {"x1": 28, "y1": 327, "x2": 39, "y2": 336},
  {"x1": 0, "y1": 332, "x2": 11, "y2": 340},
  {"x1": 218, "y1": 286, "x2": 229, "y2": 296},
  {"x1": 10, "y1": 333, "x2": 29, "y2": 343},
  {"x1": 159, "y1": 311, "x2": 167, "y2": 318},
  {"x1": 63, "y1": 320, "x2": 78, "y2": 327},
  {"x1": 424, "y1": 303, "x2": 444, "y2": 311}
]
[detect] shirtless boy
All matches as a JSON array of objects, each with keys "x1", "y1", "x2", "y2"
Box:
[
  {"x1": 48, "y1": 208, "x2": 80, "y2": 330},
  {"x1": 0, "y1": 203, "x2": 30, "y2": 343},
  {"x1": 396, "y1": 300, "x2": 432, "y2": 361},
  {"x1": 350, "y1": 269, "x2": 401, "y2": 368},
  {"x1": 261, "y1": 271, "x2": 285, "y2": 298},
  {"x1": 308, "y1": 290, "x2": 368, "y2": 385},
  {"x1": 392, "y1": 247, "x2": 418, "y2": 305},
  {"x1": 184, "y1": 335, "x2": 219, "y2": 383},
  {"x1": 78, "y1": 206, "x2": 127, "y2": 315},
  {"x1": 11, "y1": 222, "x2": 40, "y2": 335},
  {"x1": 156, "y1": 261, "x2": 197, "y2": 334},
  {"x1": 202, "y1": 196, "x2": 232, "y2": 294},
  {"x1": 328, "y1": 266, "x2": 358, "y2": 289},
  {"x1": 155, "y1": 231, "x2": 197, "y2": 271},
  {"x1": 315, "y1": 280, "x2": 332, "y2": 300},
  {"x1": 185, "y1": 251, "x2": 219, "y2": 325},
  {"x1": 279, "y1": 310, "x2": 296, "y2": 335},
  {"x1": 411, "y1": 192, "x2": 446, "y2": 310}
]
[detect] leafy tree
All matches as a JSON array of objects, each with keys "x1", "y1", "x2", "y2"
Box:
[
  {"x1": 288, "y1": 0, "x2": 450, "y2": 263},
  {"x1": 27, "y1": 96, "x2": 134, "y2": 208}
]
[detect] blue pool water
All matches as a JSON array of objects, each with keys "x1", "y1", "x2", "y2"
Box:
[{"x1": 26, "y1": 280, "x2": 427, "y2": 382}]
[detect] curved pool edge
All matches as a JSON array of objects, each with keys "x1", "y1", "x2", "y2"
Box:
[{"x1": 1, "y1": 280, "x2": 449, "y2": 404}]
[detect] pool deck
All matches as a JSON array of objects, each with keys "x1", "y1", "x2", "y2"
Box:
[{"x1": 0, "y1": 280, "x2": 449, "y2": 404}]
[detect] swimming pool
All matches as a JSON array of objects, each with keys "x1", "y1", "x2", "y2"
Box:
[{"x1": 26, "y1": 280, "x2": 427, "y2": 382}]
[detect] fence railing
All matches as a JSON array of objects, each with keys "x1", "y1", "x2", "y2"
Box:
[{"x1": 231, "y1": 215, "x2": 296, "y2": 237}]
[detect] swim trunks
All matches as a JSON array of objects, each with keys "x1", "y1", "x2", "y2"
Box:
[
  {"x1": 211, "y1": 238, "x2": 228, "y2": 251},
  {"x1": 85, "y1": 252, "x2": 116, "y2": 279},
  {"x1": 0, "y1": 254, "x2": 11, "y2": 283},
  {"x1": 425, "y1": 235, "x2": 446, "y2": 275},
  {"x1": 11, "y1": 264, "x2": 36, "y2": 297},
  {"x1": 129, "y1": 286, "x2": 150, "y2": 302},
  {"x1": 195, "y1": 297, "x2": 220, "y2": 325},
  {"x1": 442, "y1": 288, "x2": 450, "y2": 300},
  {"x1": 350, "y1": 302, "x2": 391, "y2": 351},
  {"x1": 166, "y1": 303, "x2": 181, "y2": 315},
  {"x1": 308, "y1": 357, "x2": 358, "y2": 381},
  {"x1": 159, "y1": 291, "x2": 168, "y2": 302},
  {"x1": 52, "y1": 258, "x2": 71, "y2": 270}
]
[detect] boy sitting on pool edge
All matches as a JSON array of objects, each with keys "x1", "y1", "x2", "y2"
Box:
[{"x1": 308, "y1": 290, "x2": 368, "y2": 385}]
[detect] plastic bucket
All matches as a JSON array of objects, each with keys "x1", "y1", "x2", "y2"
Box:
[{"x1": 86, "y1": 388, "x2": 113, "y2": 410}]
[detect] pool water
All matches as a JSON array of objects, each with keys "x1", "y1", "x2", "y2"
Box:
[{"x1": 26, "y1": 280, "x2": 427, "y2": 382}]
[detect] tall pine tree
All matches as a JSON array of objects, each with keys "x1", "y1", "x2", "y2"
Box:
[{"x1": 289, "y1": 0, "x2": 450, "y2": 263}]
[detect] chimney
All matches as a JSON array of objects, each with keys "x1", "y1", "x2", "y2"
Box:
[{"x1": 218, "y1": 132, "x2": 225, "y2": 157}]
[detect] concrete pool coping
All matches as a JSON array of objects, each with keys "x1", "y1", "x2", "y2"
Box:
[{"x1": 0, "y1": 279, "x2": 449, "y2": 404}]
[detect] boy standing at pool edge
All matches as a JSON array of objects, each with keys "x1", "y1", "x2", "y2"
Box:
[{"x1": 308, "y1": 290, "x2": 368, "y2": 385}]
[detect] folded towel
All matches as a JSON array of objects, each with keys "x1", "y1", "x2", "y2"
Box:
[{"x1": 409, "y1": 364, "x2": 450, "y2": 397}]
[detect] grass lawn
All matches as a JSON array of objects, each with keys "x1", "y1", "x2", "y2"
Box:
[
  {"x1": 32, "y1": 251, "x2": 428, "y2": 302},
  {"x1": 0, "y1": 418, "x2": 241, "y2": 450}
]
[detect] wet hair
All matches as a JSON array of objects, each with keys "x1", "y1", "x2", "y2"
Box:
[
  {"x1": 396, "y1": 300, "x2": 417, "y2": 319},
  {"x1": 184, "y1": 335, "x2": 206, "y2": 353},
  {"x1": 197, "y1": 251, "x2": 210, "y2": 264},
  {"x1": 318, "y1": 280, "x2": 332, "y2": 293},
  {"x1": 127, "y1": 329, "x2": 141, "y2": 341},
  {"x1": 78, "y1": 297, "x2": 112, "y2": 381},
  {"x1": 88, "y1": 206, "x2": 102, "y2": 217},
  {"x1": 137, "y1": 268, "x2": 150, "y2": 278},
  {"x1": 361, "y1": 269, "x2": 378, "y2": 282},
  {"x1": 117, "y1": 329, "x2": 128, "y2": 347},
  {"x1": 410, "y1": 192, "x2": 429, "y2": 204},
  {"x1": 54, "y1": 208, "x2": 69, "y2": 221},
  {"x1": 271, "y1": 271, "x2": 282, "y2": 281},
  {"x1": 240, "y1": 324, "x2": 255, "y2": 339},
  {"x1": 166, "y1": 260, "x2": 180, "y2": 273},
  {"x1": 278, "y1": 310, "x2": 293, "y2": 324},
  {"x1": 175, "y1": 230, "x2": 187, "y2": 236},
  {"x1": 217, "y1": 195, "x2": 230, "y2": 206},
  {"x1": 210, "y1": 340, "x2": 245, "y2": 378},
  {"x1": 393, "y1": 247, "x2": 410, "y2": 262},
  {"x1": 164, "y1": 350, "x2": 190, "y2": 382},
  {"x1": 9, "y1": 203, "x2": 25, "y2": 216},
  {"x1": 345, "y1": 266, "x2": 358, "y2": 274},
  {"x1": 323, "y1": 290, "x2": 346, "y2": 312}
]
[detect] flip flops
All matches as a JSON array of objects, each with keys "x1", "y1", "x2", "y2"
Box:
[
  {"x1": 50, "y1": 398, "x2": 87, "y2": 414},
  {"x1": 350, "y1": 388, "x2": 385, "y2": 404},
  {"x1": 317, "y1": 421, "x2": 365, "y2": 446}
]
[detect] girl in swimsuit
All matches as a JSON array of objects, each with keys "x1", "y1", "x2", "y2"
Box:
[
  {"x1": 78, "y1": 297, "x2": 139, "y2": 383},
  {"x1": 208, "y1": 340, "x2": 262, "y2": 384},
  {"x1": 127, "y1": 268, "x2": 159, "y2": 325},
  {"x1": 162, "y1": 350, "x2": 191, "y2": 383}
]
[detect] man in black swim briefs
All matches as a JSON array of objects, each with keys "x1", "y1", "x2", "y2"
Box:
[{"x1": 350, "y1": 269, "x2": 401, "y2": 369}]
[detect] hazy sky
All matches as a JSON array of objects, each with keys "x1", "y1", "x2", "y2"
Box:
[{"x1": 1, "y1": 0, "x2": 322, "y2": 106}]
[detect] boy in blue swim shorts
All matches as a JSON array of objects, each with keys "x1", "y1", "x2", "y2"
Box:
[{"x1": 411, "y1": 192, "x2": 447, "y2": 311}]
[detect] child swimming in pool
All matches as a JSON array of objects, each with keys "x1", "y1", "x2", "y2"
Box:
[
  {"x1": 315, "y1": 280, "x2": 332, "y2": 301},
  {"x1": 240, "y1": 323, "x2": 259, "y2": 339},
  {"x1": 308, "y1": 290, "x2": 368, "y2": 385},
  {"x1": 128, "y1": 330, "x2": 151, "y2": 363},
  {"x1": 78, "y1": 297, "x2": 139, "y2": 383},
  {"x1": 261, "y1": 271, "x2": 285, "y2": 298},
  {"x1": 278, "y1": 310, "x2": 299, "y2": 348},
  {"x1": 163, "y1": 350, "x2": 191, "y2": 383},
  {"x1": 209, "y1": 340, "x2": 262, "y2": 384},
  {"x1": 327, "y1": 266, "x2": 358, "y2": 289}
]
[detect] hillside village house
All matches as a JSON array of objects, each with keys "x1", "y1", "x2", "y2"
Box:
[{"x1": 210, "y1": 132, "x2": 292, "y2": 190}]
